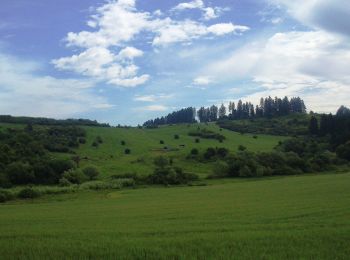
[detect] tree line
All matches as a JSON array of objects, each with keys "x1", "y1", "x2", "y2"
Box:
[
  {"x1": 143, "y1": 96, "x2": 306, "y2": 127},
  {"x1": 0, "y1": 115, "x2": 110, "y2": 127}
]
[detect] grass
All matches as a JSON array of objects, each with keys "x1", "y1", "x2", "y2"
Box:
[
  {"x1": 72, "y1": 123, "x2": 287, "y2": 178},
  {"x1": 1, "y1": 172, "x2": 349, "y2": 259}
]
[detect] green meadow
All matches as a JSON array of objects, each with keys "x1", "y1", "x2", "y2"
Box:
[
  {"x1": 1, "y1": 172, "x2": 349, "y2": 259},
  {"x1": 71, "y1": 123, "x2": 287, "y2": 177}
]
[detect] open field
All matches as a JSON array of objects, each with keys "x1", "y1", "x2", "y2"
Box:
[
  {"x1": 70, "y1": 124, "x2": 287, "y2": 177},
  {"x1": 1, "y1": 172, "x2": 350, "y2": 259}
]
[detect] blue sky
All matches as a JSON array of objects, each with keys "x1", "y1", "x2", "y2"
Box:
[{"x1": 0, "y1": 0, "x2": 349, "y2": 125}]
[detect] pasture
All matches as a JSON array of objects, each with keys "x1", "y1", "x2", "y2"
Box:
[{"x1": 1, "y1": 172, "x2": 349, "y2": 259}]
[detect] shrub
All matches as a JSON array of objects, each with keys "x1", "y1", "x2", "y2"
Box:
[
  {"x1": 336, "y1": 141, "x2": 350, "y2": 161},
  {"x1": 174, "y1": 134, "x2": 179, "y2": 140},
  {"x1": 238, "y1": 145, "x2": 247, "y2": 151},
  {"x1": 160, "y1": 140, "x2": 164, "y2": 144},
  {"x1": 82, "y1": 166, "x2": 100, "y2": 180},
  {"x1": 204, "y1": 148, "x2": 216, "y2": 160},
  {"x1": 92, "y1": 141, "x2": 99, "y2": 147},
  {"x1": 6, "y1": 162, "x2": 35, "y2": 185},
  {"x1": 58, "y1": 177, "x2": 72, "y2": 187},
  {"x1": 125, "y1": 148, "x2": 131, "y2": 154},
  {"x1": 49, "y1": 159, "x2": 76, "y2": 176},
  {"x1": 191, "y1": 148, "x2": 199, "y2": 155},
  {"x1": 253, "y1": 135, "x2": 258, "y2": 139},
  {"x1": 121, "y1": 140, "x2": 126, "y2": 146},
  {"x1": 18, "y1": 187, "x2": 40, "y2": 199},
  {"x1": 0, "y1": 189, "x2": 14, "y2": 203},
  {"x1": 217, "y1": 148, "x2": 229, "y2": 158},
  {"x1": 62, "y1": 169, "x2": 87, "y2": 184},
  {"x1": 195, "y1": 138, "x2": 200, "y2": 143},
  {"x1": 78, "y1": 138, "x2": 86, "y2": 144},
  {"x1": 239, "y1": 166, "x2": 252, "y2": 177},
  {"x1": 96, "y1": 136, "x2": 103, "y2": 144}
]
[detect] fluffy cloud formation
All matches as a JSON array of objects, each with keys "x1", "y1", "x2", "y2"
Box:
[
  {"x1": 173, "y1": 0, "x2": 228, "y2": 20},
  {"x1": 53, "y1": 0, "x2": 248, "y2": 87},
  {"x1": 205, "y1": 29, "x2": 350, "y2": 112},
  {"x1": 270, "y1": 0, "x2": 350, "y2": 37},
  {"x1": 0, "y1": 51, "x2": 113, "y2": 118}
]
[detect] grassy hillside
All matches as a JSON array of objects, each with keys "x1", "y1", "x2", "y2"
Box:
[
  {"x1": 68, "y1": 123, "x2": 287, "y2": 177},
  {"x1": 1, "y1": 172, "x2": 349, "y2": 259}
]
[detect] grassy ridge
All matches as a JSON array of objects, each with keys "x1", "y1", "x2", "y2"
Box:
[
  {"x1": 0, "y1": 172, "x2": 349, "y2": 259},
  {"x1": 74, "y1": 123, "x2": 287, "y2": 177}
]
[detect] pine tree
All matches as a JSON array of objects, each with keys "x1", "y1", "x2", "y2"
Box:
[{"x1": 309, "y1": 116, "x2": 319, "y2": 135}]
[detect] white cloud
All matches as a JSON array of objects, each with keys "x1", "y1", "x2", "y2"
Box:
[
  {"x1": 143, "y1": 105, "x2": 169, "y2": 111},
  {"x1": 203, "y1": 30, "x2": 350, "y2": 113},
  {"x1": 54, "y1": 0, "x2": 249, "y2": 87},
  {"x1": 208, "y1": 23, "x2": 249, "y2": 35},
  {"x1": 172, "y1": 0, "x2": 228, "y2": 20},
  {"x1": 193, "y1": 76, "x2": 213, "y2": 85},
  {"x1": 0, "y1": 51, "x2": 114, "y2": 118},
  {"x1": 134, "y1": 94, "x2": 173, "y2": 102}
]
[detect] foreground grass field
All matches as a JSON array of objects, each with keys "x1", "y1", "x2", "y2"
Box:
[{"x1": 1, "y1": 172, "x2": 349, "y2": 259}]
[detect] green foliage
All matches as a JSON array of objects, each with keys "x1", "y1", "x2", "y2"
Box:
[
  {"x1": 124, "y1": 148, "x2": 131, "y2": 154},
  {"x1": 0, "y1": 189, "x2": 14, "y2": 203},
  {"x1": 82, "y1": 166, "x2": 100, "y2": 180},
  {"x1": 18, "y1": 187, "x2": 40, "y2": 199},
  {"x1": 62, "y1": 169, "x2": 87, "y2": 184},
  {"x1": 336, "y1": 142, "x2": 350, "y2": 161},
  {"x1": 188, "y1": 129, "x2": 225, "y2": 141},
  {"x1": 174, "y1": 134, "x2": 180, "y2": 139},
  {"x1": 190, "y1": 148, "x2": 199, "y2": 155},
  {"x1": 238, "y1": 145, "x2": 247, "y2": 151}
]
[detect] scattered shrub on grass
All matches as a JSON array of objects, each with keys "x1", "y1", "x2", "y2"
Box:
[
  {"x1": 160, "y1": 140, "x2": 164, "y2": 144},
  {"x1": 78, "y1": 138, "x2": 86, "y2": 144},
  {"x1": 82, "y1": 166, "x2": 100, "y2": 180},
  {"x1": 191, "y1": 148, "x2": 199, "y2": 155},
  {"x1": 18, "y1": 187, "x2": 40, "y2": 199},
  {"x1": 195, "y1": 138, "x2": 200, "y2": 143},
  {"x1": 92, "y1": 141, "x2": 99, "y2": 147},
  {"x1": 121, "y1": 140, "x2": 126, "y2": 146},
  {"x1": 125, "y1": 148, "x2": 131, "y2": 155},
  {"x1": 253, "y1": 135, "x2": 258, "y2": 139},
  {"x1": 174, "y1": 134, "x2": 179, "y2": 140},
  {"x1": 238, "y1": 145, "x2": 247, "y2": 151},
  {"x1": 96, "y1": 136, "x2": 103, "y2": 144}
]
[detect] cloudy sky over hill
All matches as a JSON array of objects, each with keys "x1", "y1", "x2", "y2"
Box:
[{"x1": 0, "y1": 0, "x2": 349, "y2": 124}]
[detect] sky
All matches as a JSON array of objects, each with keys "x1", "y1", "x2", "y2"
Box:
[{"x1": 0, "y1": 0, "x2": 349, "y2": 125}]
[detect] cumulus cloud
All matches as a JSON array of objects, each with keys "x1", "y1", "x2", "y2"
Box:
[
  {"x1": 204, "y1": 30, "x2": 350, "y2": 112},
  {"x1": 0, "y1": 51, "x2": 114, "y2": 118},
  {"x1": 172, "y1": 0, "x2": 228, "y2": 20},
  {"x1": 53, "y1": 0, "x2": 248, "y2": 87}
]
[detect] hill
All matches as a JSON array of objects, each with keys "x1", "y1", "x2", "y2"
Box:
[
  {"x1": 45, "y1": 123, "x2": 287, "y2": 178},
  {"x1": 1, "y1": 172, "x2": 349, "y2": 259}
]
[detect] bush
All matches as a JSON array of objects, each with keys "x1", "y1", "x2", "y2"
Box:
[
  {"x1": 0, "y1": 189, "x2": 14, "y2": 203},
  {"x1": 238, "y1": 145, "x2": 247, "y2": 151},
  {"x1": 96, "y1": 136, "x2": 103, "y2": 144},
  {"x1": 62, "y1": 169, "x2": 87, "y2": 184},
  {"x1": 195, "y1": 138, "x2": 200, "y2": 143},
  {"x1": 191, "y1": 148, "x2": 199, "y2": 155},
  {"x1": 121, "y1": 140, "x2": 126, "y2": 146},
  {"x1": 217, "y1": 148, "x2": 229, "y2": 158},
  {"x1": 160, "y1": 140, "x2": 164, "y2": 144},
  {"x1": 92, "y1": 141, "x2": 99, "y2": 147},
  {"x1": 174, "y1": 134, "x2": 179, "y2": 140},
  {"x1": 18, "y1": 187, "x2": 40, "y2": 199},
  {"x1": 58, "y1": 177, "x2": 72, "y2": 187},
  {"x1": 6, "y1": 162, "x2": 35, "y2": 185},
  {"x1": 204, "y1": 148, "x2": 216, "y2": 160},
  {"x1": 125, "y1": 148, "x2": 131, "y2": 154},
  {"x1": 49, "y1": 159, "x2": 76, "y2": 177},
  {"x1": 336, "y1": 141, "x2": 350, "y2": 161},
  {"x1": 82, "y1": 166, "x2": 100, "y2": 180},
  {"x1": 78, "y1": 138, "x2": 86, "y2": 144}
]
